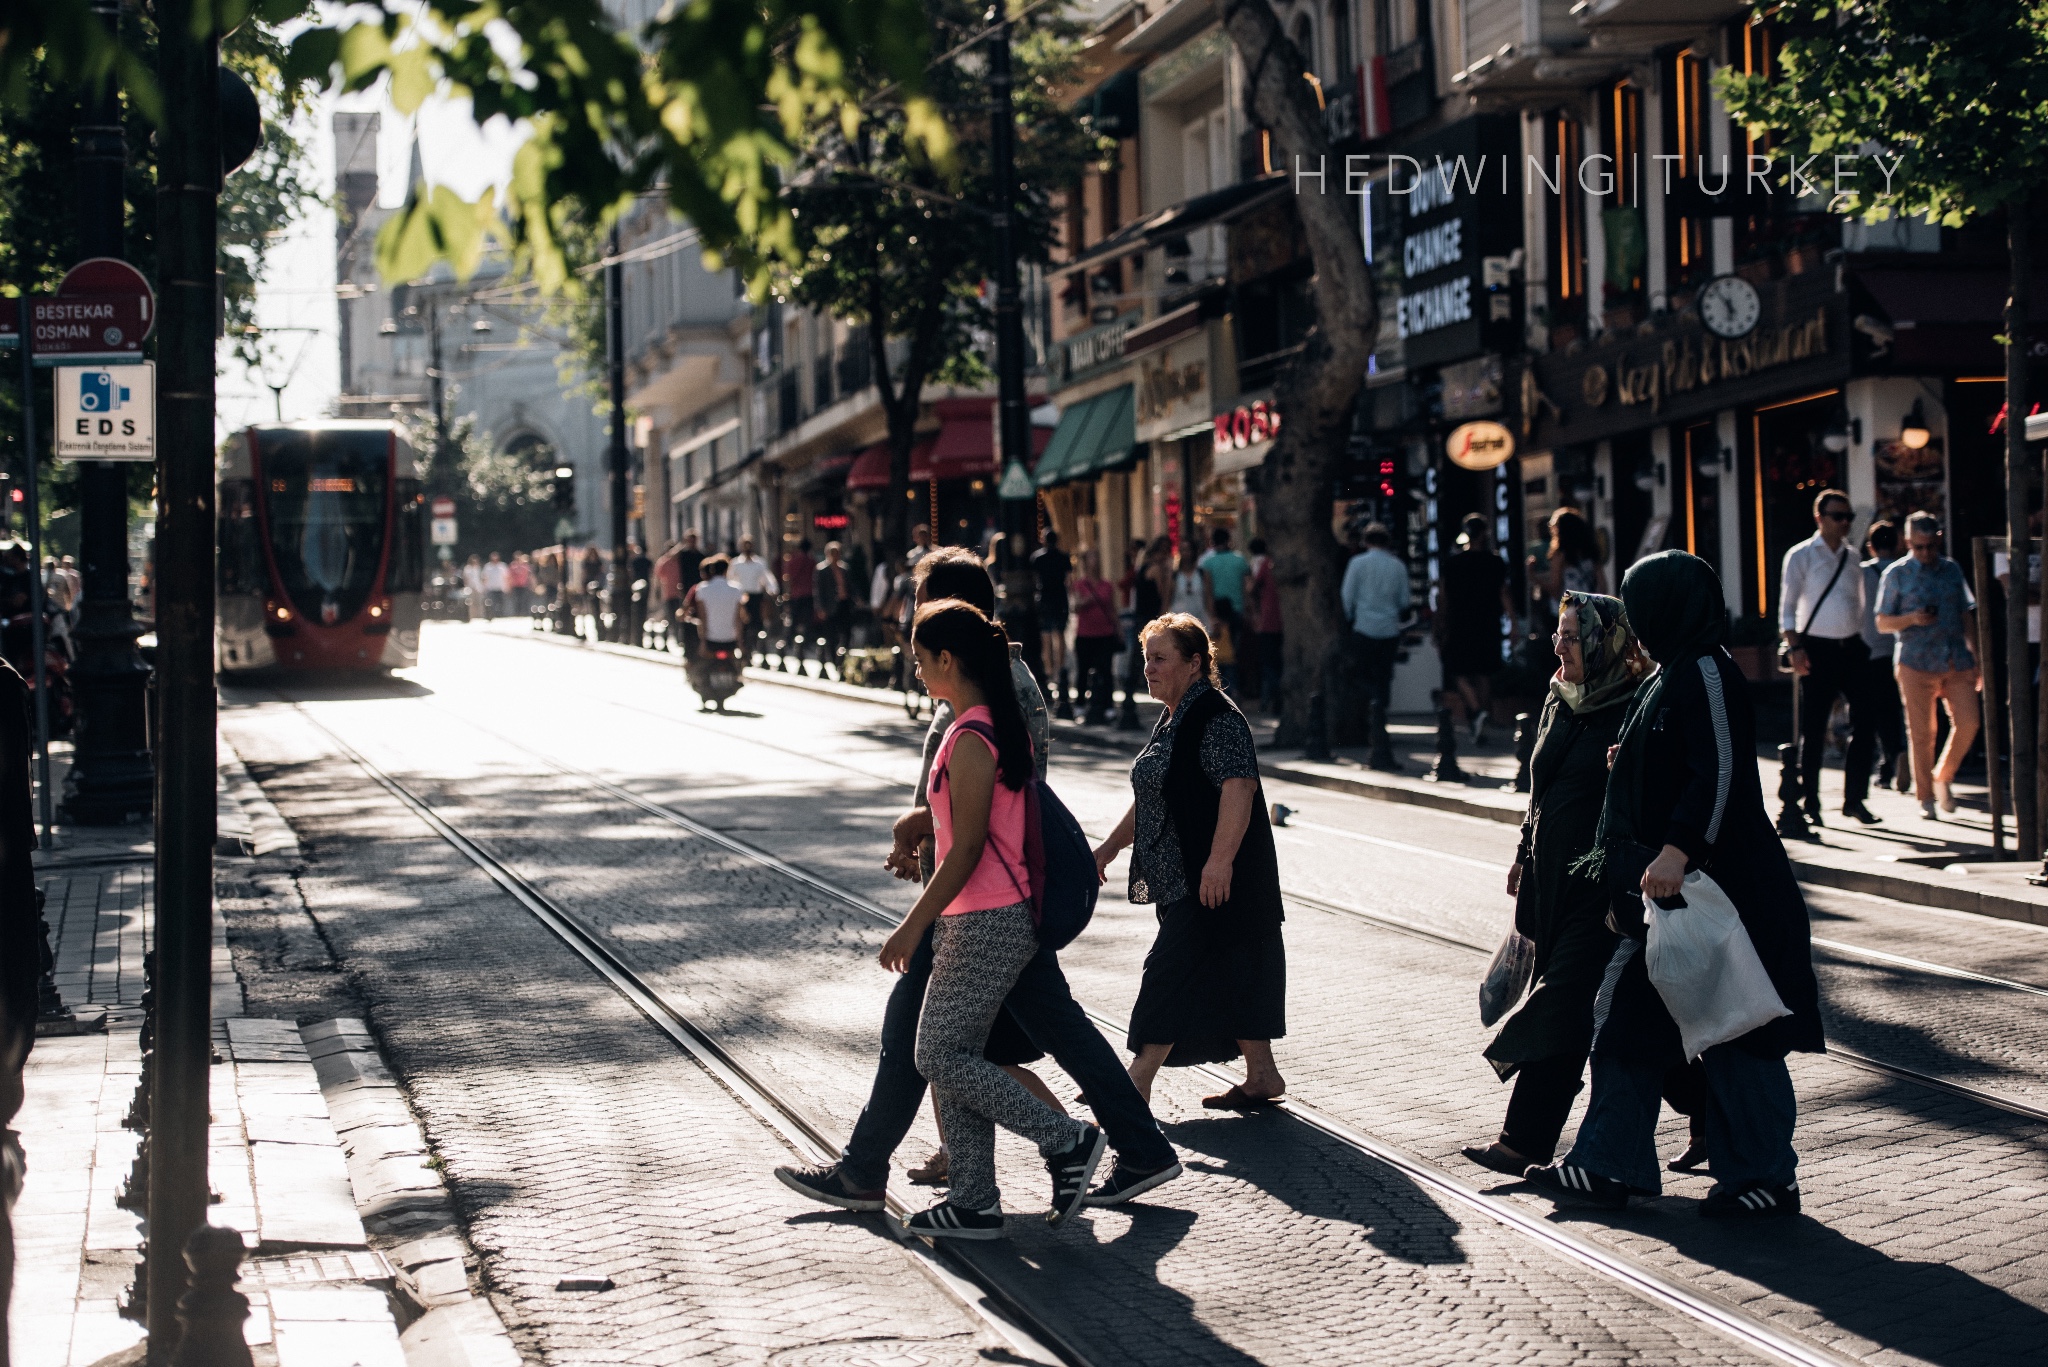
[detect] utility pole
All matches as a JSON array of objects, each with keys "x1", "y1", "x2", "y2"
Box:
[
  {"x1": 986, "y1": 8, "x2": 1038, "y2": 639},
  {"x1": 605, "y1": 227, "x2": 630, "y2": 642},
  {"x1": 65, "y1": 0, "x2": 153, "y2": 827},
  {"x1": 149, "y1": 0, "x2": 224, "y2": 1353},
  {"x1": 428, "y1": 298, "x2": 449, "y2": 488}
]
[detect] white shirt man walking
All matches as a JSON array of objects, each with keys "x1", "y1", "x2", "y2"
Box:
[{"x1": 1780, "y1": 488, "x2": 1874, "y2": 825}]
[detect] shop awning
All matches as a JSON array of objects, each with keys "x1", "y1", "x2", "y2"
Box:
[
  {"x1": 845, "y1": 438, "x2": 936, "y2": 490},
  {"x1": 799, "y1": 452, "x2": 856, "y2": 495},
  {"x1": 1034, "y1": 385, "x2": 1136, "y2": 489},
  {"x1": 1050, "y1": 176, "x2": 1287, "y2": 280}
]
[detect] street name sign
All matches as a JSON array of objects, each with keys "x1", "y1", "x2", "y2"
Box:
[{"x1": 54, "y1": 363, "x2": 155, "y2": 460}]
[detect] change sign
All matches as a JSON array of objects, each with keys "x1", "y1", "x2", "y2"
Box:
[{"x1": 55, "y1": 363, "x2": 155, "y2": 460}]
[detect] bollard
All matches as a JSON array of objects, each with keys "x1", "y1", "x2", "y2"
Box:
[
  {"x1": 1302, "y1": 692, "x2": 1331, "y2": 762},
  {"x1": 170, "y1": 1224, "x2": 253, "y2": 1367},
  {"x1": 1774, "y1": 741, "x2": 1815, "y2": 841},
  {"x1": 1367, "y1": 697, "x2": 1401, "y2": 771},
  {"x1": 1424, "y1": 705, "x2": 1467, "y2": 783},
  {"x1": 1509, "y1": 712, "x2": 1535, "y2": 793}
]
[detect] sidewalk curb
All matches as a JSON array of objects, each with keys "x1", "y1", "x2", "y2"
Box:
[
  {"x1": 305, "y1": 1017, "x2": 524, "y2": 1367},
  {"x1": 487, "y1": 624, "x2": 2048, "y2": 927}
]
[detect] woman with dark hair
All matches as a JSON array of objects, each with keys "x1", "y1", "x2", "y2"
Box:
[
  {"x1": 1091, "y1": 613, "x2": 1288, "y2": 1110},
  {"x1": 1529, "y1": 508, "x2": 1606, "y2": 622},
  {"x1": 1464, "y1": 591, "x2": 1644, "y2": 1177},
  {"x1": 879, "y1": 599, "x2": 1105, "y2": 1239},
  {"x1": 1526, "y1": 552, "x2": 1823, "y2": 1219}
]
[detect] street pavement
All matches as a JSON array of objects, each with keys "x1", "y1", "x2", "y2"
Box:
[{"x1": 214, "y1": 621, "x2": 2048, "y2": 1366}]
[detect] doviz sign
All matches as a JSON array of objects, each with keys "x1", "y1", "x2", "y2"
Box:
[{"x1": 54, "y1": 363, "x2": 154, "y2": 460}]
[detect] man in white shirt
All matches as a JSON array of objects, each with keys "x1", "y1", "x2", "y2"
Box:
[
  {"x1": 689, "y1": 554, "x2": 746, "y2": 649},
  {"x1": 1339, "y1": 523, "x2": 1413, "y2": 769},
  {"x1": 1779, "y1": 488, "x2": 1873, "y2": 825},
  {"x1": 481, "y1": 553, "x2": 510, "y2": 620},
  {"x1": 727, "y1": 535, "x2": 779, "y2": 664}
]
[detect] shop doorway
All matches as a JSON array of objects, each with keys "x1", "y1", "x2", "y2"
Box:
[
  {"x1": 1747, "y1": 390, "x2": 1842, "y2": 624},
  {"x1": 1679, "y1": 420, "x2": 1722, "y2": 571}
]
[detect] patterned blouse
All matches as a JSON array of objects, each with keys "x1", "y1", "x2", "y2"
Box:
[{"x1": 1129, "y1": 680, "x2": 1259, "y2": 906}]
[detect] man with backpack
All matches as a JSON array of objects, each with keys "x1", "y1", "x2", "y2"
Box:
[{"x1": 775, "y1": 548, "x2": 1181, "y2": 1215}]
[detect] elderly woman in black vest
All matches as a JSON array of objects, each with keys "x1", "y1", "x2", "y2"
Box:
[{"x1": 1091, "y1": 613, "x2": 1287, "y2": 1111}]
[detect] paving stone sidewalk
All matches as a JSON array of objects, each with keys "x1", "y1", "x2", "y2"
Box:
[{"x1": 11, "y1": 758, "x2": 516, "y2": 1367}]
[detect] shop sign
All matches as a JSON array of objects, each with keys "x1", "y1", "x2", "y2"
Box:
[
  {"x1": 1373, "y1": 115, "x2": 1521, "y2": 372},
  {"x1": 1052, "y1": 311, "x2": 1138, "y2": 386},
  {"x1": 813, "y1": 513, "x2": 851, "y2": 530},
  {"x1": 1135, "y1": 333, "x2": 1211, "y2": 443},
  {"x1": 1214, "y1": 400, "x2": 1281, "y2": 452},
  {"x1": 1519, "y1": 273, "x2": 1848, "y2": 447},
  {"x1": 1445, "y1": 420, "x2": 1514, "y2": 471}
]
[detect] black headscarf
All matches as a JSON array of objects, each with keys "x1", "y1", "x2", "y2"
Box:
[{"x1": 1577, "y1": 553, "x2": 1730, "y2": 886}]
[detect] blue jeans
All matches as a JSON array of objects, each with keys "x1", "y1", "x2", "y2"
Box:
[
  {"x1": 1565, "y1": 1044, "x2": 1798, "y2": 1195},
  {"x1": 840, "y1": 927, "x2": 1177, "y2": 1189}
]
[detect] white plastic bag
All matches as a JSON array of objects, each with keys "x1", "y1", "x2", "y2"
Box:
[
  {"x1": 1645, "y1": 870, "x2": 1791, "y2": 1060},
  {"x1": 1478, "y1": 930, "x2": 1537, "y2": 1027}
]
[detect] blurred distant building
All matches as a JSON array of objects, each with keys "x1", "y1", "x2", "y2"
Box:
[{"x1": 329, "y1": 112, "x2": 611, "y2": 549}]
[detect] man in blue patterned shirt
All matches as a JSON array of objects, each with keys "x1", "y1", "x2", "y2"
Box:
[{"x1": 1874, "y1": 511, "x2": 1979, "y2": 820}]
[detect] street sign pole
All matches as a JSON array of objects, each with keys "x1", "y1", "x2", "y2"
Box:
[
  {"x1": 19, "y1": 319, "x2": 52, "y2": 845},
  {"x1": 986, "y1": 13, "x2": 1039, "y2": 638}
]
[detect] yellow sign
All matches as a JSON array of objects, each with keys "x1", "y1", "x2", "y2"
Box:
[{"x1": 1446, "y1": 420, "x2": 1514, "y2": 471}]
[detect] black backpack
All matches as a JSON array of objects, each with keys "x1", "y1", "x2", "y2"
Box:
[{"x1": 951, "y1": 720, "x2": 1098, "y2": 951}]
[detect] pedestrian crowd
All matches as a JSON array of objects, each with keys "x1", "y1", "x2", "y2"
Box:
[{"x1": 766, "y1": 540, "x2": 1825, "y2": 1239}]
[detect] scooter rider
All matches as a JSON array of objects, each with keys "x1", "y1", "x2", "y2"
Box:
[{"x1": 684, "y1": 556, "x2": 745, "y2": 697}]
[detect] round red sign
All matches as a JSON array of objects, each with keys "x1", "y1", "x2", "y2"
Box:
[{"x1": 57, "y1": 257, "x2": 156, "y2": 343}]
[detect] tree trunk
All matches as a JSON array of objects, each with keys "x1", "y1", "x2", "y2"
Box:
[
  {"x1": 2006, "y1": 200, "x2": 2037, "y2": 860},
  {"x1": 874, "y1": 307, "x2": 939, "y2": 556},
  {"x1": 1221, "y1": 0, "x2": 1378, "y2": 747}
]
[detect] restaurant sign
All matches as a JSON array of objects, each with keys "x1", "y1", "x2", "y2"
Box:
[
  {"x1": 1518, "y1": 274, "x2": 1848, "y2": 447},
  {"x1": 1135, "y1": 332, "x2": 1211, "y2": 443}
]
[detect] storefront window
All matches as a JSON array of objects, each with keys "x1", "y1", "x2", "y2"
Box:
[
  {"x1": 1542, "y1": 113, "x2": 1588, "y2": 347},
  {"x1": 1732, "y1": 18, "x2": 1838, "y2": 283},
  {"x1": 1747, "y1": 389, "x2": 1842, "y2": 621},
  {"x1": 1663, "y1": 49, "x2": 1716, "y2": 303},
  {"x1": 1678, "y1": 420, "x2": 1722, "y2": 566},
  {"x1": 1601, "y1": 80, "x2": 1647, "y2": 329}
]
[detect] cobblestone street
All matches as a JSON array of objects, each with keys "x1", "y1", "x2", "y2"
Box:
[{"x1": 202, "y1": 623, "x2": 2048, "y2": 1366}]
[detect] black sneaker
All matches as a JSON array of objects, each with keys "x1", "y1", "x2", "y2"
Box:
[
  {"x1": 1523, "y1": 1162, "x2": 1632, "y2": 1210},
  {"x1": 1082, "y1": 1158, "x2": 1182, "y2": 1207},
  {"x1": 904, "y1": 1198, "x2": 1005, "y2": 1240},
  {"x1": 1044, "y1": 1124, "x2": 1107, "y2": 1227},
  {"x1": 774, "y1": 1163, "x2": 885, "y2": 1213},
  {"x1": 1699, "y1": 1180, "x2": 1800, "y2": 1218}
]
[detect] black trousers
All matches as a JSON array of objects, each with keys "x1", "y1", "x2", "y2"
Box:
[
  {"x1": 1501, "y1": 1053, "x2": 1708, "y2": 1164},
  {"x1": 1860, "y1": 654, "x2": 1908, "y2": 782},
  {"x1": 1797, "y1": 634, "x2": 1871, "y2": 807},
  {"x1": 1074, "y1": 635, "x2": 1118, "y2": 718},
  {"x1": 1356, "y1": 633, "x2": 1399, "y2": 722}
]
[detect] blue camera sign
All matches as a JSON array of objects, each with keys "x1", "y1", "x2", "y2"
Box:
[{"x1": 54, "y1": 363, "x2": 154, "y2": 460}]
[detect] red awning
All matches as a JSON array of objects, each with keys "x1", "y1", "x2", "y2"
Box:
[
  {"x1": 845, "y1": 438, "x2": 936, "y2": 490},
  {"x1": 928, "y1": 408, "x2": 1052, "y2": 479}
]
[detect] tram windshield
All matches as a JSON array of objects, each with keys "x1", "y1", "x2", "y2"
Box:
[{"x1": 256, "y1": 427, "x2": 389, "y2": 622}]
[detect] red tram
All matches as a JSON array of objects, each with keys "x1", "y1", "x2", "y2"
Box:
[{"x1": 218, "y1": 421, "x2": 426, "y2": 674}]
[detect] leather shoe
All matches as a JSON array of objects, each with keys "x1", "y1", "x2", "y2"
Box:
[{"x1": 1841, "y1": 800, "x2": 1881, "y2": 825}]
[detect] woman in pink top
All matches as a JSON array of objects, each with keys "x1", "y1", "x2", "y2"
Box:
[
  {"x1": 878, "y1": 599, "x2": 1105, "y2": 1239},
  {"x1": 1070, "y1": 548, "x2": 1120, "y2": 724}
]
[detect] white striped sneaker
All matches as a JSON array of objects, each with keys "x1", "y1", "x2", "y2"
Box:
[
  {"x1": 904, "y1": 1198, "x2": 1005, "y2": 1240},
  {"x1": 1699, "y1": 1181, "x2": 1800, "y2": 1219},
  {"x1": 1523, "y1": 1162, "x2": 1631, "y2": 1210}
]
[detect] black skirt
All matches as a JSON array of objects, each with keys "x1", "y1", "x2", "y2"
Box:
[
  {"x1": 1126, "y1": 896, "x2": 1287, "y2": 1067},
  {"x1": 983, "y1": 1004, "x2": 1045, "y2": 1066}
]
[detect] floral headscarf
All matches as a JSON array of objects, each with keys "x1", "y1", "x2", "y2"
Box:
[{"x1": 1550, "y1": 590, "x2": 1640, "y2": 715}]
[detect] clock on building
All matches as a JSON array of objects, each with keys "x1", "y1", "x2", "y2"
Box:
[{"x1": 1697, "y1": 274, "x2": 1762, "y2": 339}]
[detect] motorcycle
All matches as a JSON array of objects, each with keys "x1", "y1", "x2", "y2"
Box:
[
  {"x1": 2, "y1": 610, "x2": 76, "y2": 738},
  {"x1": 686, "y1": 641, "x2": 744, "y2": 713}
]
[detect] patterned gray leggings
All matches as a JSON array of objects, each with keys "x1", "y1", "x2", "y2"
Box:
[{"x1": 915, "y1": 902, "x2": 1085, "y2": 1211}]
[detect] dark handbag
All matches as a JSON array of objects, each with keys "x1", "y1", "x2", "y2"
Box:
[{"x1": 1778, "y1": 546, "x2": 1849, "y2": 665}]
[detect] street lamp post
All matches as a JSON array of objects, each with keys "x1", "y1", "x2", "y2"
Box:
[
  {"x1": 986, "y1": 9, "x2": 1039, "y2": 637},
  {"x1": 605, "y1": 228, "x2": 631, "y2": 641},
  {"x1": 64, "y1": 0, "x2": 154, "y2": 827}
]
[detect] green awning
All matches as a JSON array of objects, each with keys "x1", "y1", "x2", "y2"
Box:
[{"x1": 1034, "y1": 385, "x2": 1135, "y2": 489}]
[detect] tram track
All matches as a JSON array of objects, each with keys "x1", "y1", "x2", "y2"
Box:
[{"x1": 290, "y1": 697, "x2": 1880, "y2": 1367}]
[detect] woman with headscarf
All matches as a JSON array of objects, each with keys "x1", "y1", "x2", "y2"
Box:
[
  {"x1": 1526, "y1": 552, "x2": 1823, "y2": 1219},
  {"x1": 1463, "y1": 591, "x2": 1644, "y2": 1177}
]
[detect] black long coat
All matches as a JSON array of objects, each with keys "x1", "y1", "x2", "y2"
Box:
[
  {"x1": 1596, "y1": 649, "x2": 1825, "y2": 1066},
  {"x1": 1484, "y1": 692, "x2": 1626, "y2": 1077}
]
